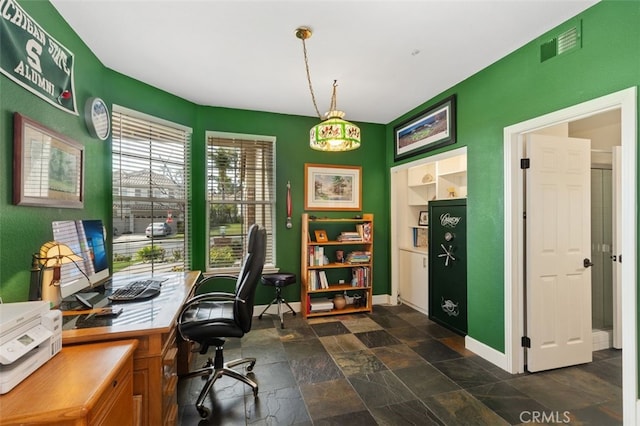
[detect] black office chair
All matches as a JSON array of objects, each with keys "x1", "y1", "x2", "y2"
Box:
[{"x1": 177, "y1": 224, "x2": 266, "y2": 418}]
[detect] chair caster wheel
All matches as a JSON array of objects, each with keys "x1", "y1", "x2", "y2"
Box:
[{"x1": 197, "y1": 406, "x2": 210, "y2": 418}]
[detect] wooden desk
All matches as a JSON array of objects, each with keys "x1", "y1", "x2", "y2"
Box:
[
  {"x1": 60, "y1": 271, "x2": 200, "y2": 426},
  {"x1": 0, "y1": 340, "x2": 137, "y2": 426}
]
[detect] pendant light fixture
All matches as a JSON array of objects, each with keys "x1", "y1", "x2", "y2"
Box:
[{"x1": 295, "y1": 27, "x2": 361, "y2": 152}]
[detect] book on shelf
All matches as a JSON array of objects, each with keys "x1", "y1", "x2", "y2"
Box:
[
  {"x1": 308, "y1": 246, "x2": 326, "y2": 266},
  {"x1": 308, "y1": 270, "x2": 329, "y2": 290},
  {"x1": 356, "y1": 222, "x2": 372, "y2": 242},
  {"x1": 413, "y1": 228, "x2": 428, "y2": 248},
  {"x1": 351, "y1": 266, "x2": 370, "y2": 287},
  {"x1": 307, "y1": 271, "x2": 315, "y2": 290},
  {"x1": 309, "y1": 297, "x2": 333, "y2": 312},
  {"x1": 319, "y1": 270, "x2": 329, "y2": 289}
]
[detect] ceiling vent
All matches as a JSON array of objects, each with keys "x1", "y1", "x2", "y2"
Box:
[{"x1": 540, "y1": 20, "x2": 582, "y2": 63}]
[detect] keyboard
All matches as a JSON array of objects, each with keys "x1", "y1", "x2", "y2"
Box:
[{"x1": 108, "y1": 279, "x2": 162, "y2": 302}]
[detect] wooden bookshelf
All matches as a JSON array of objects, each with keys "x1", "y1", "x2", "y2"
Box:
[{"x1": 301, "y1": 213, "x2": 373, "y2": 318}]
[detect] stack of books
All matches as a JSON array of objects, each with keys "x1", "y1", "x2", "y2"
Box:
[
  {"x1": 346, "y1": 251, "x2": 371, "y2": 263},
  {"x1": 337, "y1": 231, "x2": 362, "y2": 242},
  {"x1": 309, "y1": 297, "x2": 333, "y2": 312}
]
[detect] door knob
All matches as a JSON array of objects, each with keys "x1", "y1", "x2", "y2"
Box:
[{"x1": 583, "y1": 258, "x2": 594, "y2": 268}]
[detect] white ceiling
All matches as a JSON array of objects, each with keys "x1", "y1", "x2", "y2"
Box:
[{"x1": 50, "y1": 0, "x2": 599, "y2": 124}]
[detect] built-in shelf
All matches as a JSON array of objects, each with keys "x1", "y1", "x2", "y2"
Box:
[{"x1": 391, "y1": 147, "x2": 467, "y2": 314}]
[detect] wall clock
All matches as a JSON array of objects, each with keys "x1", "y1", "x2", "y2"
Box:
[{"x1": 84, "y1": 97, "x2": 110, "y2": 140}]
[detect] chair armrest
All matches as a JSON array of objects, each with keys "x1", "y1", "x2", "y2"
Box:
[
  {"x1": 193, "y1": 274, "x2": 239, "y2": 295},
  {"x1": 185, "y1": 291, "x2": 236, "y2": 305},
  {"x1": 177, "y1": 291, "x2": 238, "y2": 327}
]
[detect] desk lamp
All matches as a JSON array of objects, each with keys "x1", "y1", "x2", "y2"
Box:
[{"x1": 31, "y1": 241, "x2": 83, "y2": 307}]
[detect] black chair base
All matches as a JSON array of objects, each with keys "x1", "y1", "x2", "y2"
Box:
[
  {"x1": 259, "y1": 273, "x2": 297, "y2": 328},
  {"x1": 180, "y1": 345, "x2": 258, "y2": 418}
]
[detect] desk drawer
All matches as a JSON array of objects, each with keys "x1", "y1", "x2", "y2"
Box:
[{"x1": 89, "y1": 356, "x2": 134, "y2": 425}]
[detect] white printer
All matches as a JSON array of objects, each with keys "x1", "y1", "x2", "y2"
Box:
[{"x1": 0, "y1": 301, "x2": 62, "y2": 394}]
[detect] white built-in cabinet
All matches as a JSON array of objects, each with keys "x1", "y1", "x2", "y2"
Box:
[
  {"x1": 390, "y1": 147, "x2": 467, "y2": 314},
  {"x1": 398, "y1": 250, "x2": 428, "y2": 313}
]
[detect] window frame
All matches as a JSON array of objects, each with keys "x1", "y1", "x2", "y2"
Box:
[{"x1": 205, "y1": 130, "x2": 276, "y2": 274}]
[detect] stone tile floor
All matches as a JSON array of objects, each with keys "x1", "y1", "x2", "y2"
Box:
[{"x1": 178, "y1": 304, "x2": 622, "y2": 425}]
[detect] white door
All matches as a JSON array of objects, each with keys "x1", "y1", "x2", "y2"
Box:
[
  {"x1": 612, "y1": 146, "x2": 622, "y2": 348},
  {"x1": 525, "y1": 134, "x2": 592, "y2": 372}
]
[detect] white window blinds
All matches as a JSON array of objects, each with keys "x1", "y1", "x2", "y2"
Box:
[
  {"x1": 206, "y1": 132, "x2": 275, "y2": 270},
  {"x1": 112, "y1": 106, "x2": 192, "y2": 274}
]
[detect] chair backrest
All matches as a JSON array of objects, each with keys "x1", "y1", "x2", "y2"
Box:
[{"x1": 233, "y1": 224, "x2": 266, "y2": 333}]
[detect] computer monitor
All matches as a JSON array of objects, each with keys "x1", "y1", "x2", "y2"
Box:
[{"x1": 52, "y1": 219, "x2": 110, "y2": 298}]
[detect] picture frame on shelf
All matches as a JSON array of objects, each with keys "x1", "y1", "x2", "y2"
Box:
[
  {"x1": 418, "y1": 210, "x2": 429, "y2": 226},
  {"x1": 304, "y1": 163, "x2": 361, "y2": 211},
  {"x1": 314, "y1": 230, "x2": 328, "y2": 243},
  {"x1": 13, "y1": 112, "x2": 84, "y2": 208},
  {"x1": 394, "y1": 94, "x2": 456, "y2": 161}
]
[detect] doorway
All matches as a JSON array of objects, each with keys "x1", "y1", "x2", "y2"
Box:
[
  {"x1": 503, "y1": 87, "x2": 636, "y2": 422},
  {"x1": 524, "y1": 110, "x2": 621, "y2": 355}
]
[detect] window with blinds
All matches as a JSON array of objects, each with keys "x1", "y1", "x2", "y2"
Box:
[
  {"x1": 207, "y1": 131, "x2": 275, "y2": 271},
  {"x1": 111, "y1": 106, "x2": 192, "y2": 274}
]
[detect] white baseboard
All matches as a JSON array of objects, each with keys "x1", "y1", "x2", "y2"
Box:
[
  {"x1": 462, "y1": 330, "x2": 613, "y2": 376},
  {"x1": 372, "y1": 294, "x2": 391, "y2": 306},
  {"x1": 255, "y1": 301, "x2": 302, "y2": 316},
  {"x1": 465, "y1": 335, "x2": 510, "y2": 373},
  {"x1": 592, "y1": 329, "x2": 613, "y2": 351}
]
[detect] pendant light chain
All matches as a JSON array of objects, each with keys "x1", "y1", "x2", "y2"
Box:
[
  {"x1": 301, "y1": 37, "x2": 323, "y2": 120},
  {"x1": 295, "y1": 26, "x2": 361, "y2": 151},
  {"x1": 329, "y1": 80, "x2": 338, "y2": 112}
]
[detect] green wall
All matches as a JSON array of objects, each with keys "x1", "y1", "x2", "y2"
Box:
[
  {"x1": 192, "y1": 107, "x2": 387, "y2": 304},
  {"x1": 0, "y1": 1, "x2": 387, "y2": 306},
  {"x1": 1, "y1": 0, "x2": 638, "y2": 359},
  {"x1": 387, "y1": 0, "x2": 640, "y2": 352},
  {"x1": 0, "y1": 0, "x2": 111, "y2": 302}
]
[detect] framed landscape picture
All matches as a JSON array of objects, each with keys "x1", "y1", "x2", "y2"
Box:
[
  {"x1": 13, "y1": 113, "x2": 84, "y2": 208},
  {"x1": 304, "y1": 163, "x2": 361, "y2": 211},
  {"x1": 394, "y1": 94, "x2": 456, "y2": 161}
]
